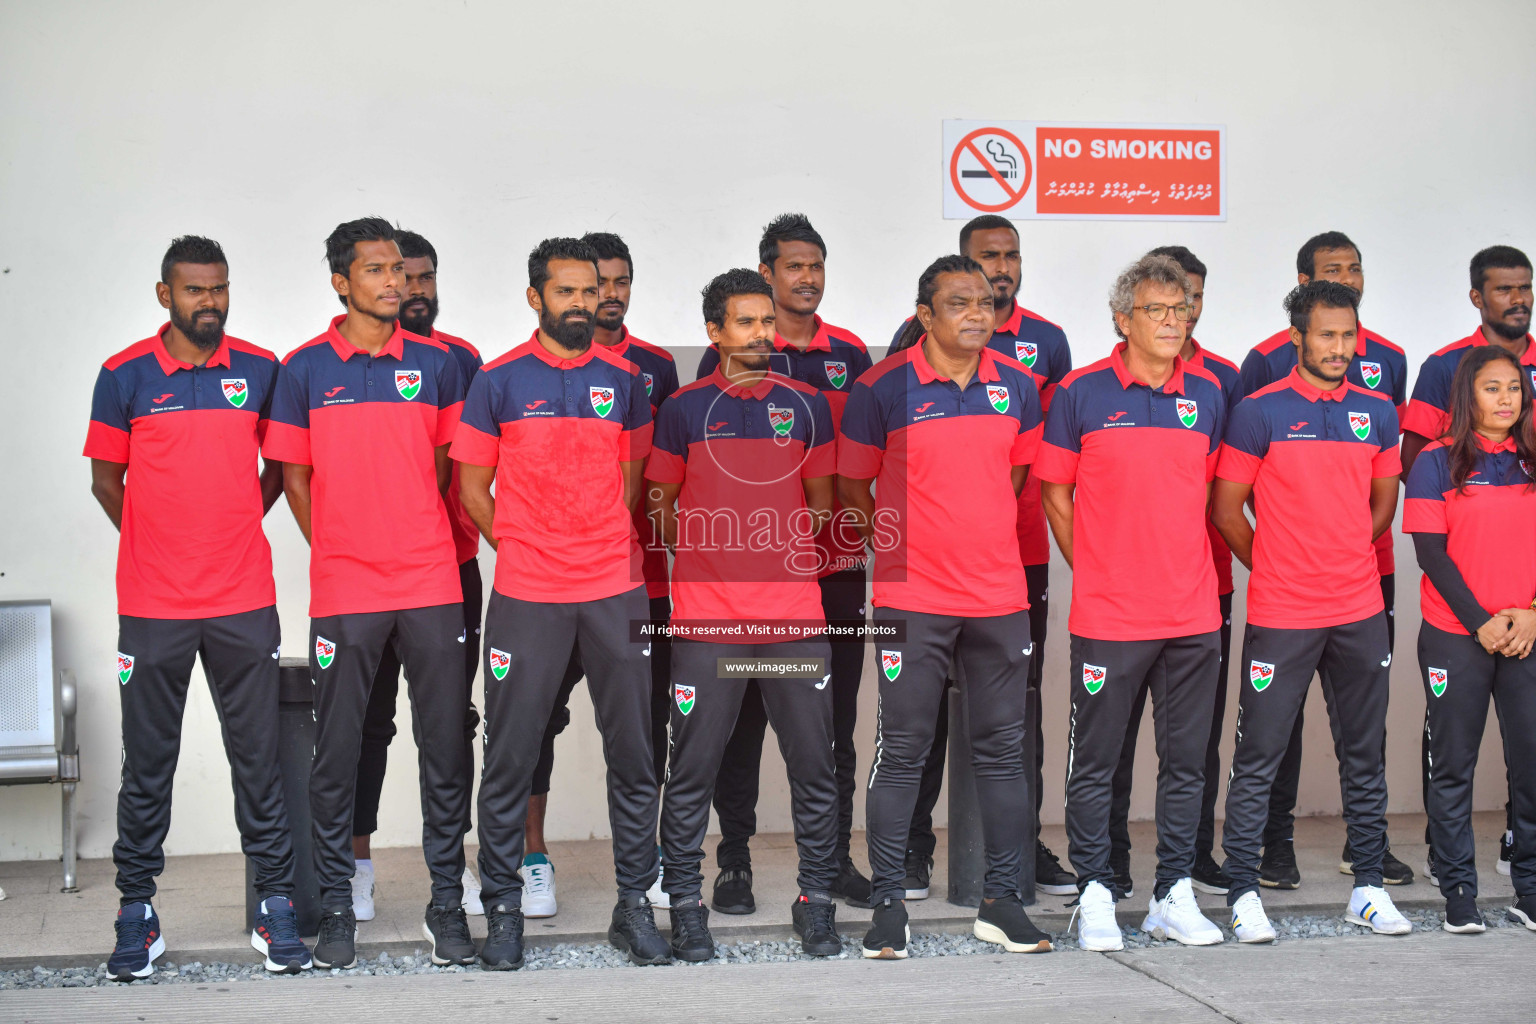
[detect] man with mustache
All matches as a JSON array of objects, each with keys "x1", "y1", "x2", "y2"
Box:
[
  {"x1": 454, "y1": 237, "x2": 665, "y2": 969},
  {"x1": 266, "y1": 218, "x2": 473, "y2": 970},
  {"x1": 346, "y1": 229, "x2": 487, "y2": 921},
  {"x1": 87, "y1": 236, "x2": 309, "y2": 979},
  {"x1": 696, "y1": 213, "x2": 876, "y2": 914}
]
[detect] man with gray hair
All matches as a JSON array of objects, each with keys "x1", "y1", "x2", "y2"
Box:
[{"x1": 1037, "y1": 254, "x2": 1228, "y2": 951}]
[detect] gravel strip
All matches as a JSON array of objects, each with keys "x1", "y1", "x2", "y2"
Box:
[{"x1": 3, "y1": 908, "x2": 1526, "y2": 989}]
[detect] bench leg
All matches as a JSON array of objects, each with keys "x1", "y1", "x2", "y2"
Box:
[{"x1": 60, "y1": 781, "x2": 78, "y2": 893}]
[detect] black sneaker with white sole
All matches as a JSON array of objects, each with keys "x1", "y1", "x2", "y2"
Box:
[
  {"x1": 1191, "y1": 850, "x2": 1230, "y2": 895},
  {"x1": 1109, "y1": 847, "x2": 1134, "y2": 900},
  {"x1": 1509, "y1": 894, "x2": 1536, "y2": 931},
  {"x1": 1443, "y1": 885, "x2": 1486, "y2": 933},
  {"x1": 1034, "y1": 842, "x2": 1077, "y2": 896},
  {"x1": 792, "y1": 892, "x2": 843, "y2": 956},
  {"x1": 107, "y1": 902, "x2": 165, "y2": 981},
  {"x1": 1424, "y1": 850, "x2": 1440, "y2": 889},
  {"x1": 1340, "y1": 843, "x2": 1414, "y2": 884},
  {"x1": 609, "y1": 894, "x2": 671, "y2": 965},
  {"x1": 862, "y1": 898, "x2": 909, "y2": 960},
  {"x1": 902, "y1": 851, "x2": 933, "y2": 900},
  {"x1": 423, "y1": 903, "x2": 476, "y2": 965},
  {"x1": 312, "y1": 908, "x2": 357, "y2": 970},
  {"x1": 1498, "y1": 831, "x2": 1515, "y2": 877},
  {"x1": 974, "y1": 893, "x2": 1052, "y2": 953},
  {"x1": 1260, "y1": 841, "x2": 1300, "y2": 889},
  {"x1": 668, "y1": 898, "x2": 715, "y2": 962},
  {"x1": 480, "y1": 902, "x2": 525, "y2": 970},
  {"x1": 830, "y1": 858, "x2": 873, "y2": 909},
  {"x1": 712, "y1": 868, "x2": 755, "y2": 915}
]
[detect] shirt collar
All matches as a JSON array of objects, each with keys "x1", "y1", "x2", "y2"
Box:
[
  {"x1": 326, "y1": 314, "x2": 405, "y2": 361},
  {"x1": 994, "y1": 302, "x2": 1024, "y2": 337},
  {"x1": 603, "y1": 326, "x2": 633, "y2": 359},
  {"x1": 1468, "y1": 326, "x2": 1536, "y2": 365},
  {"x1": 774, "y1": 315, "x2": 832, "y2": 352},
  {"x1": 1286, "y1": 366, "x2": 1348, "y2": 402},
  {"x1": 1474, "y1": 431, "x2": 1518, "y2": 454},
  {"x1": 523, "y1": 329, "x2": 598, "y2": 368},
  {"x1": 910, "y1": 339, "x2": 1001, "y2": 385},
  {"x1": 152, "y1": 323, "x2": 231, "y2": 374},
  {"x1": 1109, "y1": 342, "x2": 1187, "y2": 394},
  {"x1": 711, "y1": 366, "x2": 777, "y2": 400}
]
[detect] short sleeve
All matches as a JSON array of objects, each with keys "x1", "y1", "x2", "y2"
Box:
[
  {"x1": 1402, "y1": 355, "x2": 1453, "y2": 439},
  {"x1": 449, "y1": 369, "x2": 501, "y2": 468},
  {"x1": 1372, "y1": 402, "x2": 1402, "y2": 477},
  {"x1": 433, "y1": 348, "x2": 466, "y2": 447},
  {"x1": 620, "y1": 368, "x2": 653, "y2": 462},
  {"x1": 1031, "y1": 381, "x2": 1081, "y2": 483},
  {"x1": 803, "y1": 391, "x2": 836, "y2": 478},
  {"x1": 255, "y1": 357, "x2": 280, "y2": 447},
  {"x1": 1010, "y1": 373, "x2": 1044, "y2": 467},
  {"x1": 695, "y1": 345, "x2": 720, "y2": 381},
  {"x1": 836, "y1": 380, "x2": 886, "y2": 479},
  {"x1": 83, "y1": 366, "x2": 131, "y2": 462},
  {"x1": 1402, "y1": 448, "x2": 1450, "y2": 534},
  {"x1": 654, "y1": 358, "x2": 681, "y2": 408},
  {"x1": 262, "y1": 358, "x2": 312, "y2": 465},
  {"x1": 849, "y1": 346, "x2": 874, "y2": 386},
  {"x1": 645, "y1": 395, "x2": 689, "y2": 483},
  {"x1": 1215, "y1": 396, "x2": 1269, "y2": 484}
]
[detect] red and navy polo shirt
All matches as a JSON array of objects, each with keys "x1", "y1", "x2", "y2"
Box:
[
  {"x1": 646, "y1": 370, "x2": 834, "y2": 639},
  {"x1": 1186, "y1": 339, "x2": 1244, "y2": 597},
  {"x1": 264, "y1": 315, "x2": 465, "y2": 617},
  {"x1": 1034, "y1": 345, "x2": 1226, "y2": 641},
  {"x1": 1216, "y1": 370, "x2": 1402, "y2": 630},
  {"x1": 699, "y1": 316, "x2": 871, "y2": 577},
  {"x1": 1404, "y1": 436, "x2": 1536, "y2": 635},
  {"x1": 431, "y1": 329, "x2": 485, "y2": 567},
  {"x1": 839, "y1": 343, "x2": 1041, "y2": 617},
  {"x1": 606, "y1": 328, "x2": 681, "y2": 599},
  {"x1": 1238, "y1": 323, "x2": 1407, "y2": 576},
  {"x1": 1402, "y1": 328, "x2": 1536, "y2": 441},
  {"x1": 84, "y1": 326, "x2": 280, "y2": 619},
  {"x1": 451, "y1": 333, "x2": 652, "y2": 604}
]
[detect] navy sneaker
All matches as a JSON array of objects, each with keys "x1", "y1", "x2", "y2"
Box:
[
  {"x1": 251, "y1": 896, "x2": 313, "y2": 973},
  {"x1": 108, "y1": 902, "x2": 165, "y2": 981}
]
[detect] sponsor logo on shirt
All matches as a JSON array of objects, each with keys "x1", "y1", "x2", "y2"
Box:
[
  {"x1": 674, "y1": 683, "x2": 696, "y2": 715},
  {"x1": 1428, "y1": 667, "x2": 1448, "y2": 698},
  {"x1": 152, "y1": 393, "x2": 174, "y2": 405},
  {"x1": 488, "y1": 648, "x2": 510, "y2": 681},
  {"x1": 1176, "y1": 397, "x2": 1198, "y2": 428},
  {"x1": 221, "y1": 378, "x2": 248, "y2": 408},
  {"x1": 768, "y1": 404, "x2": 795, "y2": 436},
  {"x1": 1348, "y1": 411, "x2": 1371, "y2": 440},
  {"x1": 116, "y1": 652, "x2": 134, "y2": 686},
  {"x1": 315, "y1": 636, "x2": 336, "y2": 670},
  {"x1": 1250, "y1": 660, "x2": 1275, "y2": 692},
  {"x1": 824, "y1": 361, "x2": 848, "y2": 388},
  {"x1": 1082, "y1": 663, "x2": 1106, "y2": 695},
  {"x1": 1015, "y1": 341, "x2": 1038, "y2": 368},
  {"x1": 590, "y1": 385, "x2": 615, "y2": 417},
  {"x1": 325, "y1": 386, "x2": 346, "y2": 398},
  {"x1": 881, "y1": 650, "x2": 902, "y2": 681},
  {"x1": 986, "y1": 384, "x2": 1010, "y2": 413},
  {"x1": 1359, "y1": 361, "x2": 1382, "y2": 389}
]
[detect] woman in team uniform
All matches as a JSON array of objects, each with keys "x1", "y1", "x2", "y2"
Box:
[{"x1": 1403, "y1": 346, "x2": 1536, "y2": 935}]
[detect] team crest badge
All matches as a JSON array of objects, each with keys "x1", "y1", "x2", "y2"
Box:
[
  {"x1": 315, "y1": 637, "x2": 336, "y2": 670},
  {"x1": 221, "y1": 378, "x2": 248, "y2": 408},
  {"x1": 1250, "y1": 660, "x2": 1275, "y2": 692},
  {"x1": 881, "y1": 650, "x2": 902, "y2": 681},
  {"x1": 674, "y1": 684, "x2": 696, "y2": 716},
  {"x1": 642, "y1": 372, "x2": 654, "y2": 397},
  {"x1": 825, "y1": 361, "x2": 848, "y2": 388},
  {"x1": 1428, "y1": 667, "x2": 1448, "y2": 698},
  {"x1": 116, "y1": 652, "x2": 134, "y2": 686},
  {"x1": 1082, "y1": 663, "x2": 1106, "y2": 695},
  {"x1": 1015, "y1": 341, "x2": 1038, "y2": 367},
  {"x1": 1348, "y1": 411, "x2": 1371, "y2": 440},
  {"x1": 590, "y1": 385, "x2": 615, "y2": 417},
  {"x1": 1176, "y1": 398, "x2": 1199, "y2": 428},
  {"x1": 1359, "y1": 361, "x2": 1382, "y2": 389},
  {"x1": 768, "y1": 404, "x2": 795, "y2": 436},
  {"x1": 1522, "y1": 460, "x2": 1534, "y2": 480},
  {"x1": 395, "y1": 369, "x2": 422, "y2": 400},
  {"x1": 987, "y1": 385, "x2": 1010, "y2": 413},
  {"x1": 488, "y1": 648, "x2": 511, "y2": 681}
]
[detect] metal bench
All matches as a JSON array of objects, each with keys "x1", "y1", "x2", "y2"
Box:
[{"x1": 0, "y1": 600, "x2": 80, "y2": 892}]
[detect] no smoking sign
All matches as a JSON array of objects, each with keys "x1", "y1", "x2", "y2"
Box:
[{"x1": 948, "y1": 126, "x2": 1032, "y2": 213}]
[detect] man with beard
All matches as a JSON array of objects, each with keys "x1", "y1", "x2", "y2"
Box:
[
  {"x1": 87, "y1": 236, "x2": 310, "y2": 980},
  {"x1": 454, "y1": 237, "x2": 666, "y2": 970},
  {"x1": 696, "y1": 213, "x2": 875, "y2": 914},
  {"x1": 347, "y1": 229, "x2": 487, "y2": 921},
  {"x1": 520, "y1": 232, "x2": 679, "y2": 917},
  {"x1": 888, "y1": 215, "x2": 1077, "y2": 901},
  {"x1": 266, "y1": 218, "x2": 473, "y2": 970}
]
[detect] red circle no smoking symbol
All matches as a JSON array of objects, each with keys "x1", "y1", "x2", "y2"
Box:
[{"x1": 949, "y1": 127, "x2": 1033, "y2": 213}]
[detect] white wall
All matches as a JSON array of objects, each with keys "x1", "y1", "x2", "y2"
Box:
[{"x1": 1, "y1": 0, "x2": 1531, "y2": 860}]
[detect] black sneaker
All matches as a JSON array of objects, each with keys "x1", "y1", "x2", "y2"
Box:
[
  {"x1": 711, "y1": 868, "x2": 755, "y2": 915},
  {"x1": 1424, "y1": 849, "x2": 1441, "y2": 888},
  {"x1": 1498, "y1": 830, "x2": 1515, "y2": 877},
  {"x1": 480, "y1": 902, "x2": 525, "y2": 970},
  {"x1": 1035, "y1": 841, "x2": 1078, "y2": 897},
  {"x1": 1260, "y1": 841, "x2": 1300, "y2": 889},
  {"x1": 792, "y1": 892, "x2": 842, "y2": 957},
  {"x1": 1443, "y1": 884, "x2": 1486, "y2": 934},
  {"x1": 251, "y1": 896, "x2": 311, "y2": 973},
  {"x1": 609, "y1": 894, "x2": 671, "y2": 965},
  {"x1": 1509, "y1": 894, "x2": 1536, "y2": 930},
  {"x1": 1191, "y1": 850, "x2": 1230, "y2": 896},
  {"x1": 668, "y1": 898, "x2": 715, "y2": 962},
  {"x1": 861, "y1": 898, "x2": 909, "y2": 960},
  {"x1": 107, "y1": 902, "x2": 165, "y2": 981},
  {"x1": 830, "y1": 858, "x2": 873, "y2": 909},
  {"x1": 1109, "y1": 847, "x2": 1134, "y2": 900},
  {"x1": 423, "y1": 903, "x2": 476, "y2": 965},
  {"x1": 902, "y1": 851, "x2": 933, "y2": 900},
  {"x1": 974, "y1": 893, "x2": 1052, "y2": 953},
  {"x1": 312, "y1": 908, "x2": 357, "y2": 969},
  {"x1": 1341, "y1": 843, "x2": 1414, "y2": 885}
]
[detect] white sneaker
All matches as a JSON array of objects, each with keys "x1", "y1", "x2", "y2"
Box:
[
  {"x1": 461, "y1": 865, "x2": 484, "y2": 916},
  {"x1": 1230, "y1": 890, "x2": 1277, "y2": 943},
  {"x1": 645, "y1": 848, "x2": 670, "y2": 909},
  {"x1": 350, "y1": 859, "x2": 376, "y2": 922},
  {"x1": 1142, "y1": 878, "x2": 1223, "y2": 946},
  {"x1": 1347, "y1": 885, "x2": 1412, "y2": 935},
  {"x1": 520, "y1": 852, "x2": 557, "y2": 918},
  {"x1": 1074, "y1": 879, "x2": 1123, "y2": 951}
]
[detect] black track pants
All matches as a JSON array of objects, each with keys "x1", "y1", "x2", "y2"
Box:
[
  {"x1": 662, "y1": 639, "x2": 837, "y2": 900},
  {"x1": 476, "y1": 587, "x2": 657, "y2": 905},
  {"x1": 113, "y1": 606, "x2": 294, "y2": 904},
  {"x1": 865, "y1": 606, "x2": 1031, "y2": 904},
  {"x1": 1223, "y1": 613, "x2": 1391, "y2": 902},
  {"x1": 1065, "y1": 631, "x2": 1219, "y2": 900},
  {"x1": 309, "y1": 603, "x2": 469, "y2": 912}
]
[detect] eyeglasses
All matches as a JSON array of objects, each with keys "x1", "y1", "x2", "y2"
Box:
[{"x1": 1135, "y1": 303, "x2": 1193, "y2": 323}]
